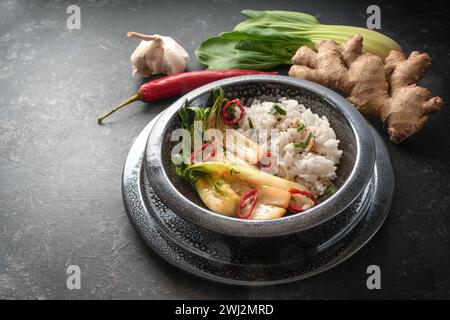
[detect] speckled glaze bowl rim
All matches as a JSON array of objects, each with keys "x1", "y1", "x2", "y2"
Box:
[{"x1": 145, "y1": 75, "x2": 375, "y2": 237}]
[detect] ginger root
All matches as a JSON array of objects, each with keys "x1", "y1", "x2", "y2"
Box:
[{"x1": 289, "y1": 35, "x2": 443, "y2": 143}]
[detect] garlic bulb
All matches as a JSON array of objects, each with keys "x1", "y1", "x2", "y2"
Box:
[{"x1": 128, "y1": 31, "x2": 189, "y2": 76}]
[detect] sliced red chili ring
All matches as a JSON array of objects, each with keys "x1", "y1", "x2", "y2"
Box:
[
  {"x1": 221, "y1": 99, "x2": 245, "y2": 125},
  {"x1": 289, "y1": 189, "x2": 317, "y2": 202},
  {"x1": 238, "y1": 188, "x2": 258, "y2": 219},
  {"x1": 288, "y1": 203, "x2": 303, "y2": 213},
  {"x1": 257, "y1": 150, "x2": 273, "y2": 169},
  {"x1": 190, "y1": 143, "x2": 216, "y2": 164},
  {"x1": 288, "y1": 189, "x2": 317, "y2": 213}
]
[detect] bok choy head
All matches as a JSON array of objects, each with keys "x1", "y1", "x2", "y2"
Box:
[{"x1": 196, "y1": 10, "x2": 401, "y2": 69}]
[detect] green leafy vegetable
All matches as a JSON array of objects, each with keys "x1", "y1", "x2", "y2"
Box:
[
  {"x1": 172, "y1": 152, "x2": 189, "y2": 178},
  {"x1": 174, "y1": 87, "x2": 229, "y2": 180},
  {"x1": 178, "y1": 100, "x2": 211, "y2": 141},
  {"x1": 179, "y1": 104, "x2": 190, "y2": 130},
  {"x1": 196, "y1": 31, "x2": 292, "y2": 70},
  {"x1": 234, "y1": 29, "x2": 311, "y2": 57},
  {"x1": 174, "y1": 99, "x2": 214, "y2": 179},
  {"x1": 206, "y1": 87, "x2": 227, "y2": 130},
  {"x1": 297, "y1": 123, "x2": 305, "y2": 131},
  {"x1": 196, "y1": 10, "x2": 401, "y2": 70}
]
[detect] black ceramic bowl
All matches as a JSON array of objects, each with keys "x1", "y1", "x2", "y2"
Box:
[{"x1": 145, "y1": 75, "x2": 375, "y2": 237}]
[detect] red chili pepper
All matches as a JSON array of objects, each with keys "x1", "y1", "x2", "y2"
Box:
[
  {"x1": 221, "y1": 99, "x2": 245, "y2": 125},
  {"x1": 257, "y1": 151, "x2": 273, "y2": 170},
  {"x1": 238, "y1": 188, "x2": 258, "y2": 219},
  {"x1": 190, "y1": 143, "x2": 216, "y2": 164},
  {"x1": 288, "y1": 189, "x2": 317, "y2": 213},
  {"x1": 97, "y1": 69, "x2": 277, "y2": 123}
]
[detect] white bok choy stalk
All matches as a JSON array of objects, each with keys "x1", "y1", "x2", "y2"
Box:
[
  {"x1": 196, "y1": 175, "x2": 291, "y2": 219},
  {"x1": 185, "y1": 162, "x2": 314, "y2": 219},
  {"x1": 195, "y1": 176, "x2": 241, "y2": 217},
  {"x1": 184, "y1": 162, "x2": 309, "y2": 192}
]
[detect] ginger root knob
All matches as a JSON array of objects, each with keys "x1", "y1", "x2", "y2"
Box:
[{"x1": 289, "y1": 35, "x2": 443, "y2": 143}]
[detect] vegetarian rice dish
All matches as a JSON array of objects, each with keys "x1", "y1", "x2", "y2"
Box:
[{"x1": 173, "y1": 87, "x2": 342, "y2": 220}]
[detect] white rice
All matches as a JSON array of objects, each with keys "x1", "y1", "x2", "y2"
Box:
[{"x1": 239, "y1": 98, "x2": 343, "y2": 195}]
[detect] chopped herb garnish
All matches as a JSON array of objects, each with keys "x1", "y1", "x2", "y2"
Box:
[
  {"x1": 293, "y1": 142, "x2": 306, "y2": 149},
  {"x1": 215, "y1": 179, "x2": 225, "y2": 186},
  {"x1": 305, "y1": 132, "x2": 313, "y2": 144},
  {"x1": 248, "y1": 117, "x2": 254, "y2": 129},
  {"x1": 269, "y1": 104, "x2": 286, "y2": 116},
  {"x1": 294, "y1": 133, "x2": 313, "y2": 149},
  {"x1": 213, "y1": 179, "x2": 226, "y2": 193},
  {"x1": 297, "y1": 123, "x2": 305, "y2": 131},
  {"x1": 324, "y1": 183, "x2": 336, "y2": 196},
  {"x1": 230, "y1": 168, "x2": 240, "y2": 175}
]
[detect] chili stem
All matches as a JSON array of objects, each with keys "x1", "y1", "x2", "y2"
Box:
[{"x1": 97, "y1": 93, "x2": 142, "y2": 124}]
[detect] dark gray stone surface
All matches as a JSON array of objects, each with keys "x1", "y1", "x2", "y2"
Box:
[{"x1": 0, "y1": 0, "x2": 448, "y2": 299}]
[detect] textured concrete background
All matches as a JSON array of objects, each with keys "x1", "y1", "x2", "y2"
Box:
[{"x1": 0, "y1": 0, "x2": 449, "y2": 299}]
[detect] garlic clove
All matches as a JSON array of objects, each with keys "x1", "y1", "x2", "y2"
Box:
[{"x1": 128, "y1": 31, "x2": 189, "y2": 76}]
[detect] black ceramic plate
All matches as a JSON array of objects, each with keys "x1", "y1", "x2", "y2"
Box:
[{"x1": 122, "y1": 114, "x2": 394, "y2": 285}]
